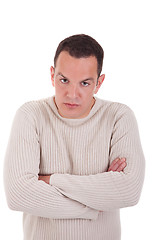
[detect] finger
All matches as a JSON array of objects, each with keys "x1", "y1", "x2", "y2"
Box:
[
  {"x1": 110, "y1": 162, "x2": 120, "y2": 171},
  {"x1": 108, "y1": 158, "x2": 120, "y2": 171},
  {"x1": 120, "y1": 158, "x2": 126, "y2": 162},
  {"x1": 116, "y1": 162, "x2": 127, "y2": 172},
  {"x1": 114, "y1": 158, "x2": 126, "y2": 171},
  {"x1": 108, "y1": 158, "x2": 126, "y2": 171},
  {"x1": 38, "y1": 175, "x2": 43, "y2": 180}
]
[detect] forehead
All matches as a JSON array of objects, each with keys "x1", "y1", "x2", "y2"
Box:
[{"x1": 55, "y1": 51, "x2": 98, "y2": 78}]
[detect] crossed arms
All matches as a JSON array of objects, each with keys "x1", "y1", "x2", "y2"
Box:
[
  {"x1": 38, "y1": 157, "x2": 127, "y2": 183},
  {"x1": 4, "y1": 105, "x2": 145, "y2": 220}
]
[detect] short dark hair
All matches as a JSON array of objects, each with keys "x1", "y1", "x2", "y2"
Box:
[{"x1": 54, "y1": 34, "x2": 104, "y2": 78}]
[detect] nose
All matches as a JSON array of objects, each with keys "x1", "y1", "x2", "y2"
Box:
[{"x1": 67, "y1": 84, "x2": 79, "y2": 99}]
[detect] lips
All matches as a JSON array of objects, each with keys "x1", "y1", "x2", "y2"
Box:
[
  {"x1": 64, "y1": 103, "x2": 79, "y2": 108},
  {"x1": 66, "y1": 103, "x2": 78, "y2": 106}
]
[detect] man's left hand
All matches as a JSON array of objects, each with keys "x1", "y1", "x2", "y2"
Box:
[{"x1": 108, "y1": 158, "x2": 127, "y2": 172}]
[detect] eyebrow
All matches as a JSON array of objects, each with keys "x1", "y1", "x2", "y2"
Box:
[{"x1": 56, "y1": 72, "x2": 95, "y2": 82}]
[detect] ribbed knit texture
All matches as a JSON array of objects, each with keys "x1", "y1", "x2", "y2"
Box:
[{"x1": 4, "y1": 95, "x2": 145, "y2": 240}]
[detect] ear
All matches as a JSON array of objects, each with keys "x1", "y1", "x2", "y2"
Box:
[
  {"x1": 50, "y1": 66, "x2": 55, "y2": 87},
  {"x1": 94, "y1": 74, "x2": 105, "y2": 94}
]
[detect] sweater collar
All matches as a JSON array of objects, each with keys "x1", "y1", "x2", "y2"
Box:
[{"x1": 47, "y1": 95, "x2": 102, "y2": 126}]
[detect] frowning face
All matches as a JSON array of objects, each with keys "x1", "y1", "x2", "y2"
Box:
[{"x1": 50, "y1": 51, "x2": 105, "y2": 119}]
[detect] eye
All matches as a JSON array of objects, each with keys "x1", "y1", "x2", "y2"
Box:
[
  {"x1": 60, "y1": 78, "x2": 68, "y2": 84},
  {"x1": 81, "y1": 81, "x2": 90, "y2": 87}
]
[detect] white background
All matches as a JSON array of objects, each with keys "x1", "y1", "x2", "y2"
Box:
[{"x1": 0, "y1": 0, "x2": 160, "y2": 239}]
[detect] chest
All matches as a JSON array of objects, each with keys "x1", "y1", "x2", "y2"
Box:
[{"x1": 38, "y1": 118, "x2": 113, "y2": 175}]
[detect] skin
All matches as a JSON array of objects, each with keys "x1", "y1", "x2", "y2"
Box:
[
  {"x1": 108, "y1": 158, "x2": 127, "y2": 172},
  {"x1": 50, "y1": 51, "x2": 105, "y2": 119},
  {"x1": 39, "y1": 51, "x2": 127, "y2": 183}
]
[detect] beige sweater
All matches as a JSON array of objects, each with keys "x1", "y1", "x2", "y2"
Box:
[{"x1": 4, "y1": 95, "x2": 145, "y2": 240}]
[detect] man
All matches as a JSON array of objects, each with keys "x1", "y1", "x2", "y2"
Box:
[{"x1": 4, "y1": 34, "x2": 145, "y2": 240}]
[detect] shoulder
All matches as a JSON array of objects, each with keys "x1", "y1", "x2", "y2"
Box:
[
  {"x1": 96, "y1": 97, "x2": 135, "y2": 119},
  {"x1": 17, "y1": 96, "x2": 53, "y2": 115},
  {"x1": 95, "y1": 97, "x2": 138, "y2": 131},
  {"x1": 17, "y1": 96, "x2": 51, "y2": 114},
  {"x1": 14, "y1": 96, "x2": 53, "y2": 125}
]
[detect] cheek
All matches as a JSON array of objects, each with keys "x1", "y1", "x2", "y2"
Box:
[
  {"x1": 82, "y1": 94, "x2": 93, "y2": 105},
  {"x1": 85, "y1": 88, "x2": 95, "y2": 97},
  {"x1": 55, "y1": 84, "x2": 64, "y2": 95}
]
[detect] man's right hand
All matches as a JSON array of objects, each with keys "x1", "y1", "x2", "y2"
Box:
[{"x1": 108, "y1": 158, "x2": 127, "y2": 172}]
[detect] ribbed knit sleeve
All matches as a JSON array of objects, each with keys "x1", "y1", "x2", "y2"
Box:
[
  {"x1": 50, "y1": 105, "x2": 145, "y2": 211},
  {"x1": 3, "y1": 107, "x2": 98, "y2": 220}
]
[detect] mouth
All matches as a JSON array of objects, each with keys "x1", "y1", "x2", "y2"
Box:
[{"x1": 64, "y1": 103, "x2": 79, "y2": 108}]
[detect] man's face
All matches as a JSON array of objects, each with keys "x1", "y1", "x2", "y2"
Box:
[{"x1": 50, "y1": 51, "x2": 105, "y2": 119}]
